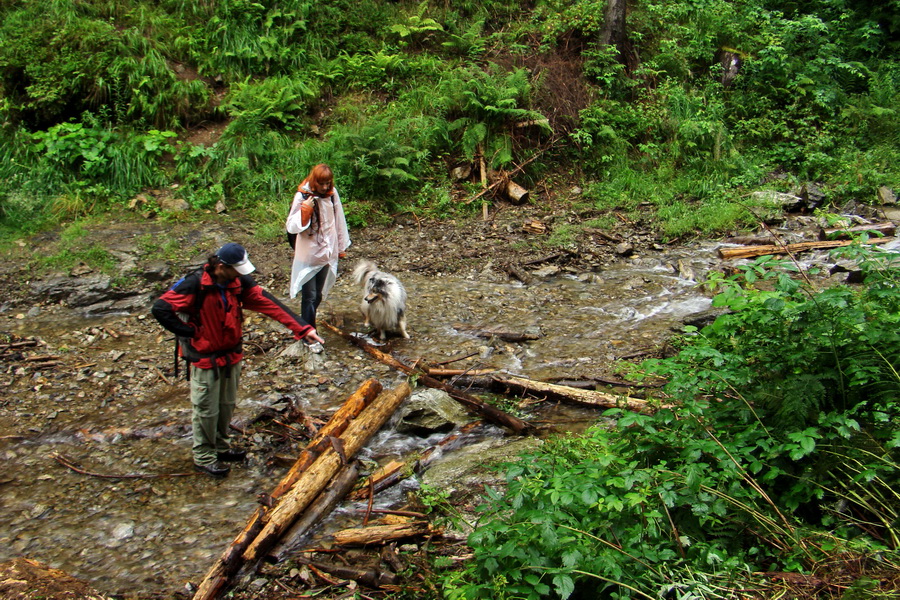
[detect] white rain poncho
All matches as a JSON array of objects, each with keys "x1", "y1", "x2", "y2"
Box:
[{"x1": 285, "y1": 184, "x2": 351, "y2": 300}]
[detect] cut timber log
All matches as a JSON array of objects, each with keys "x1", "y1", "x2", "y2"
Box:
[
  {"x1": 241, "y1": 382, "x2": 412, "y2": 564},
  {"x1": 332, "y1": 521, "x2": 435, "y2": 546},
  {"x1": 191, "y1": 379, "x2": 383, "y2": 600},
  {"x1": 818, "y1": 222, "x2": 895, "y2": 240},
  {"x1": 320, "y1": 321, "x2": 532, "y2": 435},
  {"x1": 506, "y1": 180, "x2": 530, "y2": 204},
  {"x1": 718, "y1": 237, "x2": 894, "y2": 260},
  {"x1": 492, "y1": 374, "x2": 657, "y2": 413},
  {"x1": 267, "y1": 461, "x2": 360, "y2": 564}
]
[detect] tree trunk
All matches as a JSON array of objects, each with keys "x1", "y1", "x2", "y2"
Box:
[
  {"x1": 271, "y1": 379, "x2": 382, "y2": 498},
  {"x1": 241, "y1": 382, "x2": 412, "y2": 564},
  {"x1": 600, "y1": 0, "x2": 627, "y2": 53},
  {"x1": 267, "y1": 461, "x2": 360, "y2": 564},
  {"x1": 491, "y1": 374, "x2": 658, "y2": 413},
  {"x1": 332, "y1": 521, "x2": 435, "y2": 546},
  {"x1": 718, "y1": 237, "x2": 894, "y2": 260},
  {"x1": 191, "y1": 379, "x2": 383, "y2": 600},
  {"x1": 291, "y1": 556, "x2": 399, "y2": 588},
  {"x1": 320, "y1": 321, "x2": 533, "y2": 434}
]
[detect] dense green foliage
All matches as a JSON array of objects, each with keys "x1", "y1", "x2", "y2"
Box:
[
  {"x1": 1, "y1": 0, "x2": 898, "y2": 235},
  {"x1": 447, "y1": 242, "x2": 900, "y2": 599}
]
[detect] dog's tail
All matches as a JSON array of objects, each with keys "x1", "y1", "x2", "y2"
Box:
[{"x1": 352, "y1": 259, "x2": 378, "y2": 286}]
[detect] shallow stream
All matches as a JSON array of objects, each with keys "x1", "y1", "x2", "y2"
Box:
[{"x1": 0, "y1": 236, "x2": 822, "y2": 596}]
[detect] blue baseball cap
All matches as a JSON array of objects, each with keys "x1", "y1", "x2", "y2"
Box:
[{"x1": 216, "y1": 243, "x2": 255, "y2": 275}]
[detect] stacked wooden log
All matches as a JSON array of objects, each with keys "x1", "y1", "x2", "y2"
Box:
[{"x1": 192, "y1": 379, "x2": 412, "y2": 600}]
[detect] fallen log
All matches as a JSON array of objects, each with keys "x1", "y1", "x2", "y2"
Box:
[
  {"x1": 452, "y1": 323, "x2": 542, "y2": 343},
  {"x1": 423, "y1": 367, "x2": 497, "y2": 377},
  {"x1": 348, "y1": 460, "x2": 405, "y2": 501},
  {"x1": 272, "y1": 379, "x2": 382, "y2": 498},
  {"x1": 505, "y1": 180, "x2": 530, "y2": 204},
  {"x1": 332, "y1": 521, "x2": 436, "y2": 546},
  {"x1": 491, "y1": 374, "x2": 658, "y2": 413},
  {"x1": 718, "y1": 237, "x2": 894, "y2": 260},
  {"x1": 291, "y1": 556, "x2": 399, "y2": 588},
  {"x1": 818, "y1": 222, "x2": 895, "y2": 240},
  {"x1": 320, "y1": 321, "x2": 532, "y2": 435},
  {"x1": 267, "y1": 461, "x2": 360, "y2": 564},
  {"x1": 191, "y1": 379, "x2": 383, "y2": 600},
  {"x1": 241, "y1": 382, "x2": 412, "y2": 565}
]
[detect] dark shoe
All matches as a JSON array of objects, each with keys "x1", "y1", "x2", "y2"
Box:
[
  {"x1": 217, "y1": 448, "x2": 247, "y2": 462},
  {"x1": 194, "y1": 460, "x2": 230, "y2": 478}
]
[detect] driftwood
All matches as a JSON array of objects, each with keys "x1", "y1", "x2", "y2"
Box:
[
  {"x1": 491, "y1": 374, "x2": 658, "y2": 413},
  {"x1": 718, "y1": 237, "x2": 894, "y2": 259},
  {"x1": 191, "y1": 379, "x2": 383, "y2": 600},
  {"x1": 267, "y1": 461, "x2": 361, "y2": 564},
  {"x1": 332, "y1": 521, "x2": 436, "y2": 546},
  {"x1": 423, "y1": 367, "x2": 497, "y2": 377},
  {"x1": 241, "y1": 382, "x2": 412, "y2": 564},
  {"x1": 452, "y1": 323, "x2": 542, "y2": 343},
  {"x1": 503, "y1": 263, "x2": 533, "y2": 285},
  {"x1": 291, "y1": 556, "x2": 399, "y2": 588},
  {"x1": 320, "y1": 320, "x2": 532, "y2": 435},
  {"x1": 818, "y1": 222, "x2": 895, "y2": 240},
  {"x1": 348, "y1": 460, "x2": 405, "y2": 502}
]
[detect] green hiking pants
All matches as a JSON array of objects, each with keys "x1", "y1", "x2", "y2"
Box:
[{"x1": 189, "y1": 362, "x2": 241, "y2": 465}]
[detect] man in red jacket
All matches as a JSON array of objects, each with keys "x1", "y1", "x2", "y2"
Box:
[{"x1": 152, "y1": 242, "x2": 324, "y2": 478}]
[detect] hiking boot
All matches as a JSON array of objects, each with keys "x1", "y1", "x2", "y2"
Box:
[
  {"x1": 217, "y1": 448, "x2": 247, "y2": 462},
  {"x1": 194, "y1": 460, "x2": 230, "y2": 478}
]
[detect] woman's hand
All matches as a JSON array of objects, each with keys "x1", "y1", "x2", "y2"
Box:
[{"x1": 299, "y1": 199, "x2": 314, "y2": 226}]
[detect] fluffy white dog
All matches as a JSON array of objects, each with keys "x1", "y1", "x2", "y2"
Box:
[{"x1": 352, "y1": 260, "x2": 410, "y2": 340}]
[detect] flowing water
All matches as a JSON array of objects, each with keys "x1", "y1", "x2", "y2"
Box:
[{"x1": 0, "y1": 239, "x2": 775, "y2": 596}]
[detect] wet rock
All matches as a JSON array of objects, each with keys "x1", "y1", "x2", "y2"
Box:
[
  {"x1": 141, "y1": 262, "x2": 172, "y2": 282},
  {"x1": 531, "y1": 265, "x2": 559, "y2": 278},
  {"x1": 31, "y1": 275, "x2": 111, "y2": 304},
  {"x1": 678, "y1": 308, "x2": 729, "y2": 330},
  {"x1": 751, "y1": 190, "x2": 803, "y2": 212},
  {"x1": 615, "y1": 242, "x2": 634, "y2": 257},
  {"x1": 158, "y1": 198, "x2": 190, "y2": 213},
  {"x1": 421, "y1": 437, "x2": 543, "y2": 498},
  {"x1": 112, "y1": 522, "x2": 135, "y2": 540},
  {"x1": 450, "y1": 165, "x2": 471, "y2": 181},
  {"x1": 878, "y1": 186, "x2": 896, "y2": 205},
  {"x1": 397, "y1": 389, "x2": 472, "y2": 436}
]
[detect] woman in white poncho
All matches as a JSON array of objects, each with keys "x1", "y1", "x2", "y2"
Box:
[{"x1": 285, "y1": 164, "x2": 350, "y2": 347}]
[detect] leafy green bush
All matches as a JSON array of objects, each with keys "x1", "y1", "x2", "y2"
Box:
[
  {"x1": 436, "y1": 64, "x2": 550, "y2": 169},
  {"x1": 447, "y1": 245, "x2": 900, "y2": 599}
]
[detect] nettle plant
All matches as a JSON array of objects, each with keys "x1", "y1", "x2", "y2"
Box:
[{"x1": 446, "y1": 244, "x2": 900, "y2": 600}]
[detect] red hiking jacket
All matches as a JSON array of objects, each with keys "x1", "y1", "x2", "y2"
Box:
[{"x1": 152, "y1": 267, "x2": 313, "y2": 369}]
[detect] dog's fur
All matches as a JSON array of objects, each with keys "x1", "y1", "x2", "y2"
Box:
[{"x1": 352, "y1": 260, "x2": 410, "y2": 340}]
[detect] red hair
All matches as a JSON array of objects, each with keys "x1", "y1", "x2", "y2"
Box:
[{"x1": 299, "y1": 163, "x2": 334, "y2": 192}]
